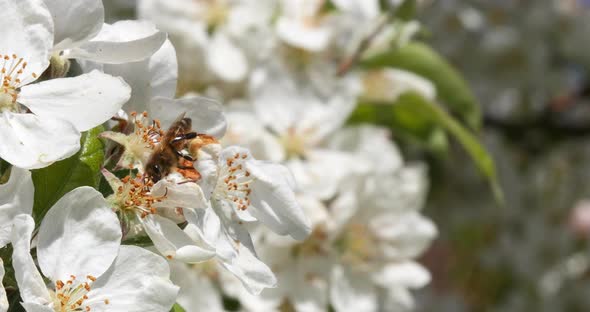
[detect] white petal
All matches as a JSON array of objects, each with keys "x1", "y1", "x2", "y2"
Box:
[
  {"x1": 287, "y1": 150, "x2": 355, "y2": 200},
  {"x1": 0, "y1": 258, "x2": 6, "y2": 312},
  {"x1": 0, "y1": 0, "x2": 53, "y2": 79},
  {"x1": 0, "y1": 112, "x2": 79, "y2": 169},
  {"x1": 37, "y1": 187, "x2": 122, "y2": 283},
  {"x1": 331, "y1": 0, "x2": 380, "y2": 19},
  {"x1": 44, "y1": 0, "x2": 104, "y2": 51},
  {"x1": 206, "y1": 33, "x2": 248, "y2": 82},
  {"x1": 169, "y1": 261, "x2": 224, "y2": 312},
  {"x1": 0, "y1": 168, "x2": 33, "y2": 247},
  {"x1": 19, "y1": 70, "x2": 131, "y2": 131},
  {"x1": 102, "y1": 39, "x2": 177, "y2": 113},
  {"x1": 142, "y1": 215, "x2": 215, "y2": 263},
  {"x1": 20, "y1": 302, "x2": 53, "y2": 312},
  {"x1": 371, "y1": 262, "x2": 431, "y2": 289},
  {"x1": 370, "y1": 212, "x2": 437, "y2": 260},
  {"x1": 151, "y1": 179, "x2": 208, "y2": 211},
  {"x1": 69, "y1": 20, "x2": 167, "y2": 64},
  {"x1": 276, "y1": 17, "x2": 331, "y2": 52},
  {"x1": 86, "y1": 245, "x2": 179, "y2": 312},
  {"x1": 327, "y1": 125, "x2": 402, "y2": 174},
  {"x1": 242, "y1": 157, "x2": 311, "y2": 241},
  {"x1": 222, "y1": 110, "x2": 285, "y2": 162},
  {"x1": 147, "y1": 96, "x2": 226, "y2": 138},
  {"x1": 330, "y1": 265, "x2": 377, "y2": 312},
  {"x1": 11, "y1": 215, "x2": 52, "y2": 306},
  {"x1": 219, "y1": 239, "x2": 277, "y2": 295}
]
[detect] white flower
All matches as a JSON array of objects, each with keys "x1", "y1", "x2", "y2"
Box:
[
  {"x1": 275, "y1": 0, "x2": 332, "y2": 52},
  {"x1": 223, "y1": 63, "x2": 360, "y2": 200},
  {"x1": 11, "y1": 187, "x2": 179, "y2": 312},
  {"x1": 43, "y1": 0, "x2": 166, "y2": 65},
  {"x1": 149, "y1": 143, "x2": 312, "y2": 294},
  {"x1": 361, "y1": 68, "x2": 436, "y2": 103},
  {"x1": 138, "y1": 0, "x2": 275, "y2": 89},
  {"x1": 0, "y1": 0, "x2": 131, "y2": 169},
  {"x1": 194, "y1": 145, "x2": 311, "y2": 241},
  {"x1": 102, "y1": 170, "x2": 217, "y2": 263},
  {"x1": 168, "y1": 261, "x2": 225, "y2": 312},
  {"x1": 0, "y1": 168, "x2": 33, "y2": 247}
]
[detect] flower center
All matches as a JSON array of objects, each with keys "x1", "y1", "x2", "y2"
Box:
[
  {"x1": 335, "y1": 223, "x2": 378, "y2": 266},
  {"x1": 0, "y1": 54, "x2": 36, "y2": 112},
  {"x1": 108, "y1": 174, "x2": 165, "y2": 219},
  {"x1": 50, "y1": 275, "x2": 106, "y2": 312},
  {"x1": 214, "y1": 151, "x2": 252, "y2": 211},
  {"x1": 194, "y1": 0, "x2": 229, "y2": 30}
]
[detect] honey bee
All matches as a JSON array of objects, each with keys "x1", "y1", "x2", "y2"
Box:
[{"x1": 144, "y1": 113, "x2": 198, "y2": 182}]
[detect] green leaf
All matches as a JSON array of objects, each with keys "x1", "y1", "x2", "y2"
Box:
[
  {"x1": 348, "y1": 101, "x2": 449, "y2": 156},
  {"x1": 170, "y1": 303, "x2": 186, "y2": 312},
  {"x1": 394, "y1": 0, "x2": 416, "y2": 21},
  {"x1": 31, "y1": 126, "x2": 105, "y2": 223},
  {"x1": 398, "y1": 93, "x2": 503, "y2": 203},
  {"x1": 362, "y1": 42, "x2": 482, "y2": 130}
]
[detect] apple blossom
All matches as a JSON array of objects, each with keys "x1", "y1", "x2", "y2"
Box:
[
  {"x1": 11, "y1": 187, "x2": 179, "y2": 312},
  {"x1": 0, "y1": 0, "x2": 131, "y2": 169}
]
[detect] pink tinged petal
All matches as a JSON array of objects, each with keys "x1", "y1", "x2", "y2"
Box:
[
  {"x1": 244, "y1": 157, "x2": 312, "y2": 241},
  {"x1": 85, "y1": 245, "x2": 179, "y2": 312},
  {"x1": 275, "y1": 17, "x2": 331, "y2": 52},
  {"x1": 68, "y1": 20, "x2": 167, "y2": 64},
  {"x1": 37, "y1": 187, "x2": 122, "y2": 283},
  {"x1": 169, "y1": 261, "x2": 224, "y2": 312},
  {"x1": 147, "y1": 96, "x2": 227, "y2": 138},
  {"x1": 19, "y1": 70, "x2": 131, "y2": 131},
  {"x1": 0, "y1": 0, "x2": 53, "y2": 80},
  {"x1": 10, "y1": 215, "x2": 52, "y2": 306},
  {"x1": 43, "y1": 0, "x2": 104, "y2": 51},
  {"x1": 102, "y1": 39, "x2": 177, "y2": 113},
  {"x1": 330, "y1": 265, "x2": 378, "y2": 312},
  {"x1": 0, "y1": 112, "x2": 80, "y2": 169},
  {"x1": 142, "y1": 215, "x2": 216, "y2": 263},
  {"x1": 0, "y1": 258, "x2": 7, "y2": 312},
  {"x1": 0, "y1": 167, "x2": 34, "y2": 247},
  {"x1": 206, "y1": 33, "x2": 248, "y2": 82}
]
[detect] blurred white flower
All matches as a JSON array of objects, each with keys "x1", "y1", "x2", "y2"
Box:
[
  {"x1": 224, "y1": 126, "x2": 436, "y2": 312},
  {"x1": 138, "y1": 0, "x2": 276, "y2": 91},
  {"x1": 11, "y1": 187, "x2": 179, "y2": 312},
  {"x1": 223, "y1": 63, "x2": 360, "y2": 200},
  {"x1": 361, "y1": 68, "x2": 436, "y2": 103}
]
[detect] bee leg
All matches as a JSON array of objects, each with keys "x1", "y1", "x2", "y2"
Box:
[
  {"x1": 172, "y1": 132, "x2": 197, "y2": 143},
  {"x1": 177, "y1": 179, "x2": 198, "y2": 185},
  {"x1": 175, "y1": 150, "x2": 194, "y2": 161}
]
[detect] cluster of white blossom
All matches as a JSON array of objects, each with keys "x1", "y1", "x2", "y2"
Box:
[
  {"x1": 136, "y1": 0, "x2": 439, "y2": 311},
  {"x1": 1, "y1": 0, "x2": 440, "y2": 311},
  {"x1": 1, "y1": 0, "x2": 313, "y2": 311}
]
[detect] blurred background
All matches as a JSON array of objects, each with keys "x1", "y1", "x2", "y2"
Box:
[{"x1": 104, "y1": 0, "x2": 590, "y2": 311}]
